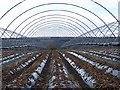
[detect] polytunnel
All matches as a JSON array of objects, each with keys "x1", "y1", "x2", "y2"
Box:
[{"x1": 0, "y1": 0, "x2": 120, "y2": 89}]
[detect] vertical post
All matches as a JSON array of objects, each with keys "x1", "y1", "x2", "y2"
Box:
[
  {"x1": 118, "y1": 1, "x2": 120, "y2": 37},
  {"x1": 0, "y1": 37, "x2": 2, "y2": 90},
  {"x1": 118, "y1": 1, "x2": 120, "y2": 45}
]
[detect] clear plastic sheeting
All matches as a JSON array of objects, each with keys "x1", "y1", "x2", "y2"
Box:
[
  {"x1": 25, "y1": 54, "x2": 49, "y2": 88},
  {"x1": 68, "y1": 51, "x2": 120, "y2": 79},
  {"x1": 62, "y1": 53, "x2": 96, "y2": 88}
]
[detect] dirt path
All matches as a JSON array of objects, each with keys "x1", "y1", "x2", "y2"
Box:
[{"x1": 33, "y1": 50, "x2": 88, "y2": 89}]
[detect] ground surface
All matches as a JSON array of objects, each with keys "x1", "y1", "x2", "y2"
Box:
[{"x1": 1, "y1": 48, "x2": 120, "y2": 89}]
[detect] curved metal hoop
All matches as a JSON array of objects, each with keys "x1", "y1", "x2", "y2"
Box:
[
  {"x1": 0, "y1": 28, "x2": 23, "y2": 38},
  {"x1": 11, "y1": 10, "x2": 101, "y2": 37},
  {"x1": 0, "y1": 0, "x2": 26, "y2": 20},
  {"x1": 17, "y1": 17, "x2": 89, "y2": 38},
  {"x1": 1, "y1": 0, "x2": 118, "y2": 23},
  {"x1": 81, "y1": 22, "x2": 118, "y2": 37},
  {"x1": 22, "y1": 20, "x2": 83, "y2": 37},
  {"x1": 1, "y1": 3, "x2": 115, "y2": 37},
  {"x1": 30, "y1": 24, "x2": 78, "y2": 37},
  {"x1": 15, "y1": 15, "x2": 93, "y2": 37},
  {"x1": 91, "y1": 0, "x2": 119, "y2": 24}
]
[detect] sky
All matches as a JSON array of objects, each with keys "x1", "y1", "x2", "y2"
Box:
[{"x1": 0, "y1": 0, "x2": 119, "y2": 37}]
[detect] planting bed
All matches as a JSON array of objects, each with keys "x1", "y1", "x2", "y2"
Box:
[{"x1": 1, "y1": 48, "x2": 120, "y2": 89}]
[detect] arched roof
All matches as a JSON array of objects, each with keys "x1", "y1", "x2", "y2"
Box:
[{"x1": 0, "y1": 0, "x2": 119, "y2": 38}]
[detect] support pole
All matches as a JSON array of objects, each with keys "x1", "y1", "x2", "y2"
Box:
[{"x1": 118, "y1": 1, "x2": 120, "y2": 37}]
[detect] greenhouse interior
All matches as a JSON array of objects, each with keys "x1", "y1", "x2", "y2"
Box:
[{"x1": 0, "y1": 0, "x2": 120, "y2": 89}]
